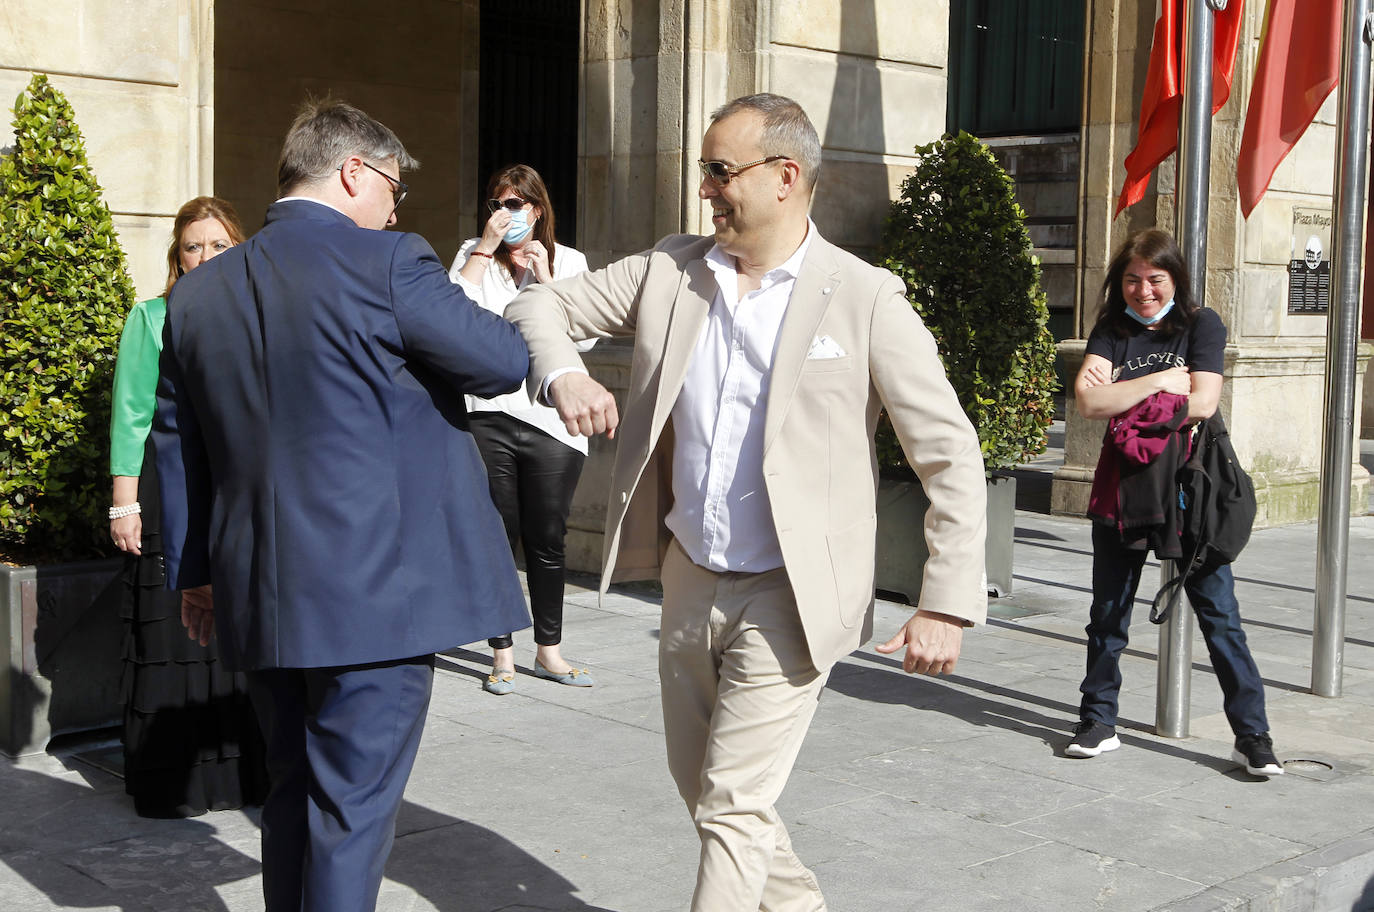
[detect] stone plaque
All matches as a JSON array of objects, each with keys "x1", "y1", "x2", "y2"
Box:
[{"x1": 1288, "y1": 207, "x2": 1332, "y2": 314}]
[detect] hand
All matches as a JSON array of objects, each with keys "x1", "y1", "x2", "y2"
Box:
[
  {"x1": 110, "y1": 513, "x2": 142, "y2": 555},
  {"x1": 524, "y1": 240, "x2": 552, "y2": 284},
  {"x1": 549, "y1": 372, "x2": 619, "y2": 439},
  {"x1": 1156, "y1": 365, "x2": 1192, "y2": 396},
  {"x1": 181, "y1": 585, "x2": 215, "y2": 646},
  {"x1": 875, "y1": 609, "x2": 964, "y2": 675},
  {"x1": 478, "y1": 208, "x2": 512, "y2": 253},
  {"x1": 1081, "y1": 361, "x2": 1113, "y2": 389}
]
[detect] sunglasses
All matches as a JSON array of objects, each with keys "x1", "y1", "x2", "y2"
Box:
[
  {"x1": 360, "y1": 161, "x2": 408, "y2": 208},
  {"x1": 697, "y1": 156, "x2": 788, "y2": 186},
  {"x1": 487, "y1": 196, "x2": 530, "y2": 213}
]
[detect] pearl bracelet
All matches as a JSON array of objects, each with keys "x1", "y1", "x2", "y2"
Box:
[{"x1": 109, "y1": 502, "x2": 142, "y2": 520}]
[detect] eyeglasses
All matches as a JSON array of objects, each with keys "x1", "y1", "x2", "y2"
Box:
[
  {"x1": 361, "y1": 161, "x2": 408, "y2": 208},
  {"x1": 697, "y1": 156, "x2": 788, "y2": 186},
  {"x1": 487, "y1": 196, "x2": 530, "y2": 213}
]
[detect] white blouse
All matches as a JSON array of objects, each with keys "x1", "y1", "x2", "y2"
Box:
[{"x1": 448, "y1": 239, "x2": 592, "y2": 454}]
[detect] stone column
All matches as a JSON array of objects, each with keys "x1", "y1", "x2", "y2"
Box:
[{"x1": 770, "y1": 0, "x2": 949, "y2": 261}]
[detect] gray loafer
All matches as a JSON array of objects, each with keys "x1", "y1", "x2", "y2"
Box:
[
  {"x1": 483, "y1": 668, "x2": 515, "y2": 695},
  {"x1": 533, "y1": 659, "x2": 594, "y2": 687}
]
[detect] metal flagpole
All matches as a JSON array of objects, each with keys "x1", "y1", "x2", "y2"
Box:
[
  {"x1": 1158, "y1": 0, "x2": 1222, "y2": 738},
  {"x1": 1313, "y1": 0, "x2": 1374, "y2": 698}
]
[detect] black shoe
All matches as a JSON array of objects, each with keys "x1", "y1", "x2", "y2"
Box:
[
  {"x1": 1232, "y1": 732, "x2": 1284, "y2": 776},
  {"x1": 1066, "y1": 720, "x2": 1120, "y2": 758}
]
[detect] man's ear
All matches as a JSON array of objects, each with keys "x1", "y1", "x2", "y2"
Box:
[
  {"x1": 339, "y1": 156, "x2": 365, "y2": 198},
  {"x1": 777, "y1": 159, "x2": 804, "y2": 201}
]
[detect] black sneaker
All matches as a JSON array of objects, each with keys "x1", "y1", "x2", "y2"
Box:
[
  {"x1": 1232, "y1": 732, "x2": 1284, "y2": 776},
  {"x1": 1066, "y1": 720, "x2": 1120, "y2": 758}
]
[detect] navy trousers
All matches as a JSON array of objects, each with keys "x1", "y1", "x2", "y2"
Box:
[
  {"x1": 246, "y1": 655, "x2": 434, "y2": 912},
  {"x1": 1079, "y1": 523, "x2": 1269, "y2": 737}
]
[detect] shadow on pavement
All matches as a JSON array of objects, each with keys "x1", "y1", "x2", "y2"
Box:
[
  {"x1": 390, "y1": 802, "x2": 618, "y2": 912},
  {"x1": 831, "y1": 650, "x2": 1238, "y2": 775},
  {"x1": 0, "y1": 759, "x2": 258, "y2": 910}
]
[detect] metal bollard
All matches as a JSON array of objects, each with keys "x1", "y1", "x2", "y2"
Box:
[{"x1": 1155, "y1": 560, "x2": 1193, "y2": 738}]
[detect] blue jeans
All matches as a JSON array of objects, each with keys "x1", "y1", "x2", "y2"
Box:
[{"x1": 1079, "y1": 523, "x2": 1269, "y2": 737}]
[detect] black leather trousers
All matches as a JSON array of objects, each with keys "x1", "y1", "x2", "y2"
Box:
[{"x1": 469, "y1": 412, "x2": 586, "y2": 649}]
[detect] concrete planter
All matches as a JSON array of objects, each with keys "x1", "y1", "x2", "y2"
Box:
[
  {"x1": 1, "y1": 558, "x2": 124, "y2": 757},
  {"x1": 875, "y1": 474, "x2": 1016, "y2": 603}
]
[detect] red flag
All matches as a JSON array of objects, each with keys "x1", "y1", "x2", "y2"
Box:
[
  {"x1": 1116, "y1": 0, "x2": 1246, "y2": 216},
  {"x1": 1236, "y1": 0, "x2": 1342, "y2": 218}
]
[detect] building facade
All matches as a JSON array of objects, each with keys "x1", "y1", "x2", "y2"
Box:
[{"x1": 1, "y1": 0, "x2": 1365, "y2": 573}]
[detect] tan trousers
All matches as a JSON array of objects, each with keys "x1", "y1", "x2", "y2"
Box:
[{"x1": 660, "y1": 540, "x2": 831, "y2": 912}]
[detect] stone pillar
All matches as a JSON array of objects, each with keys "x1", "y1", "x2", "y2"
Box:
[
  {"x1": 564, "y1": 344, "x2": 634, "y2": 573},
  {"x1": 0, "y1": 0, "x2": 216, "y2": 300},
  {"x1": 770, "y1": 0, "x2": 949, "y2": 261},
  {"x1": 1054, "y1": 0, "x2": 1369, "y2": 525},
  {"x1": 580, "y1": 0, "x2": 735, "y2": 267},
  {"x1": 213, "y1": 1, "x2": 471, "y2": 262}
]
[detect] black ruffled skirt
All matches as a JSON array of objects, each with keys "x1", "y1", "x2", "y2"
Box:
[{"x1": 119, "y1": 440, "x2": 269, "y2": 817}]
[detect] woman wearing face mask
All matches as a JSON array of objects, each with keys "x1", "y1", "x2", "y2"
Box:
[
  {"x1": 1064, "y1": 229, "x2": 1282, "y2": 778},
  {"x1": 110, "y1": 196, "x2": 269, "y2": 816},
  {"x1": 449, "y1": 164, "x2": 594, "y2": 695}
]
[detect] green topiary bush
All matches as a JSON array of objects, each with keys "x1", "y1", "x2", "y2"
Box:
[
  {"x1": 0, "y1": 74, "x2": 135, "y2": 561},
  {"x1": 876, "y1": 131, "x2": 1057, "y2": 478}
]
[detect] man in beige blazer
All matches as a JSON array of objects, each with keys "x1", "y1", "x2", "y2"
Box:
[{"x1": 507, "y1": 93, "x2": 987, "y2": 911}]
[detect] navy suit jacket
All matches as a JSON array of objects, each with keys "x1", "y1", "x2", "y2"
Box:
[{"x1": 153, "y1": 199, "x2": 532, "y2": 670}]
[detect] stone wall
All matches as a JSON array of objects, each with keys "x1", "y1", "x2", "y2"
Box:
[
  {"x1": 0, "y1": 0, "x2": 214, "y2": 301},
  {"x1": 213, "y1": 0, "x2": 474, "y2": 262},
  {"x1": 772, "y1": 0, "x2": 948, "y2": 262}
]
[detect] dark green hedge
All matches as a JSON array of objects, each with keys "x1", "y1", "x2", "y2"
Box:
[
  {"x1": 0, "y1": 74, "x2": 135, "y2": 561},
  {"x1": 876, "y1": 131, "x2": 1057, "y2": 477}
]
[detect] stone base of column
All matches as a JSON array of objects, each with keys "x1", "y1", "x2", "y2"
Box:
[{"x1": 564, "y1": 342, "x2": 633, "y2": 576}]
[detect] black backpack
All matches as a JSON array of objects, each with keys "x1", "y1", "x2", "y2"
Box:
[{"x1": 1149, "y1": 413, "x2": 1257, "y2": 624}]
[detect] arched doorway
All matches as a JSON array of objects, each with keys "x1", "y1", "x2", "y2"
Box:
[{"x1": 478, "y1": 0, "x2": 582, "y2": 246}]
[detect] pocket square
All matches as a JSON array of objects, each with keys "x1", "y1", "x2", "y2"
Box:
[{"x1": 806, "y1": 335, "x2": 847, "y2": 359}]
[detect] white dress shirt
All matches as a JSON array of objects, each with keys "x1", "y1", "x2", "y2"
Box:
[
  {"x1": 665, "y1": 223, "x2": 815, "y2": 573},
  {"x1": 449, "y1": 239, "x2": 592, "y2": 454}
]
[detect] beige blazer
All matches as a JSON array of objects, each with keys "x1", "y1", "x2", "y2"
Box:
[{"x1": 507, "y1": 231, "x2": 987, "y2": 671}]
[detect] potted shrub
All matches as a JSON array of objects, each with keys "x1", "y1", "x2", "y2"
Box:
[
  {"x1": 874, "y1": 131, "x2": 1057, "y2": 600},
  {"x1": 0, "y1": 74, "x2": 136, "y2": 755}
]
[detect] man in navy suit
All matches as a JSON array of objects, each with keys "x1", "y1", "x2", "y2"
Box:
[{"x1": 153, "y1": 100, "x2": 531, "y2": 911}]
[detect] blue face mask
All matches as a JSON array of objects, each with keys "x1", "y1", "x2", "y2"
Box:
[
  {"x1": 1126, "y1": 297, "x2": 1176, "y2": 326},
  {"x1": 503, "y1": 209, "x2": 535, "y2": 245}
]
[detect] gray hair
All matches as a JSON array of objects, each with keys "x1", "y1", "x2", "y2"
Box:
[
  {"x1": 710, "y1": 93, "x2": 822, "y2": 190},
  {"x1": 277, "y1": 98, "x2": 419, "y2": 196}
]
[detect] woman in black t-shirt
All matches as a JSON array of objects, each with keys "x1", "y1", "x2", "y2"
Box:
[{"x1": 1064, "y1": 229, "x2": 1282, "y2": 777}]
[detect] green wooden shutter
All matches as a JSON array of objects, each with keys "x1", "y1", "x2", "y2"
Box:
[{"x1": 949, "y1": 0, "x2": 1085, "y2": 136}]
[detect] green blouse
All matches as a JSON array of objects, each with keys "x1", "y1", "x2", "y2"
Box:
[{"x1": 109, "y1": 297, "x2": 166, "y2": 477}]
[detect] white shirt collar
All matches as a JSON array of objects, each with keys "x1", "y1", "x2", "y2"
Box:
[
  {"x1": 704, "y1": 218, "x2": 816, "y2": 282},
  {"x1": 275, "y1": 196, "x2": 351, "y2": 219}
]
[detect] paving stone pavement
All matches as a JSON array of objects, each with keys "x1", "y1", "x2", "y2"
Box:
[{"x1": 2, "y1": 511, "x2": 1373, "y2": 911}]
